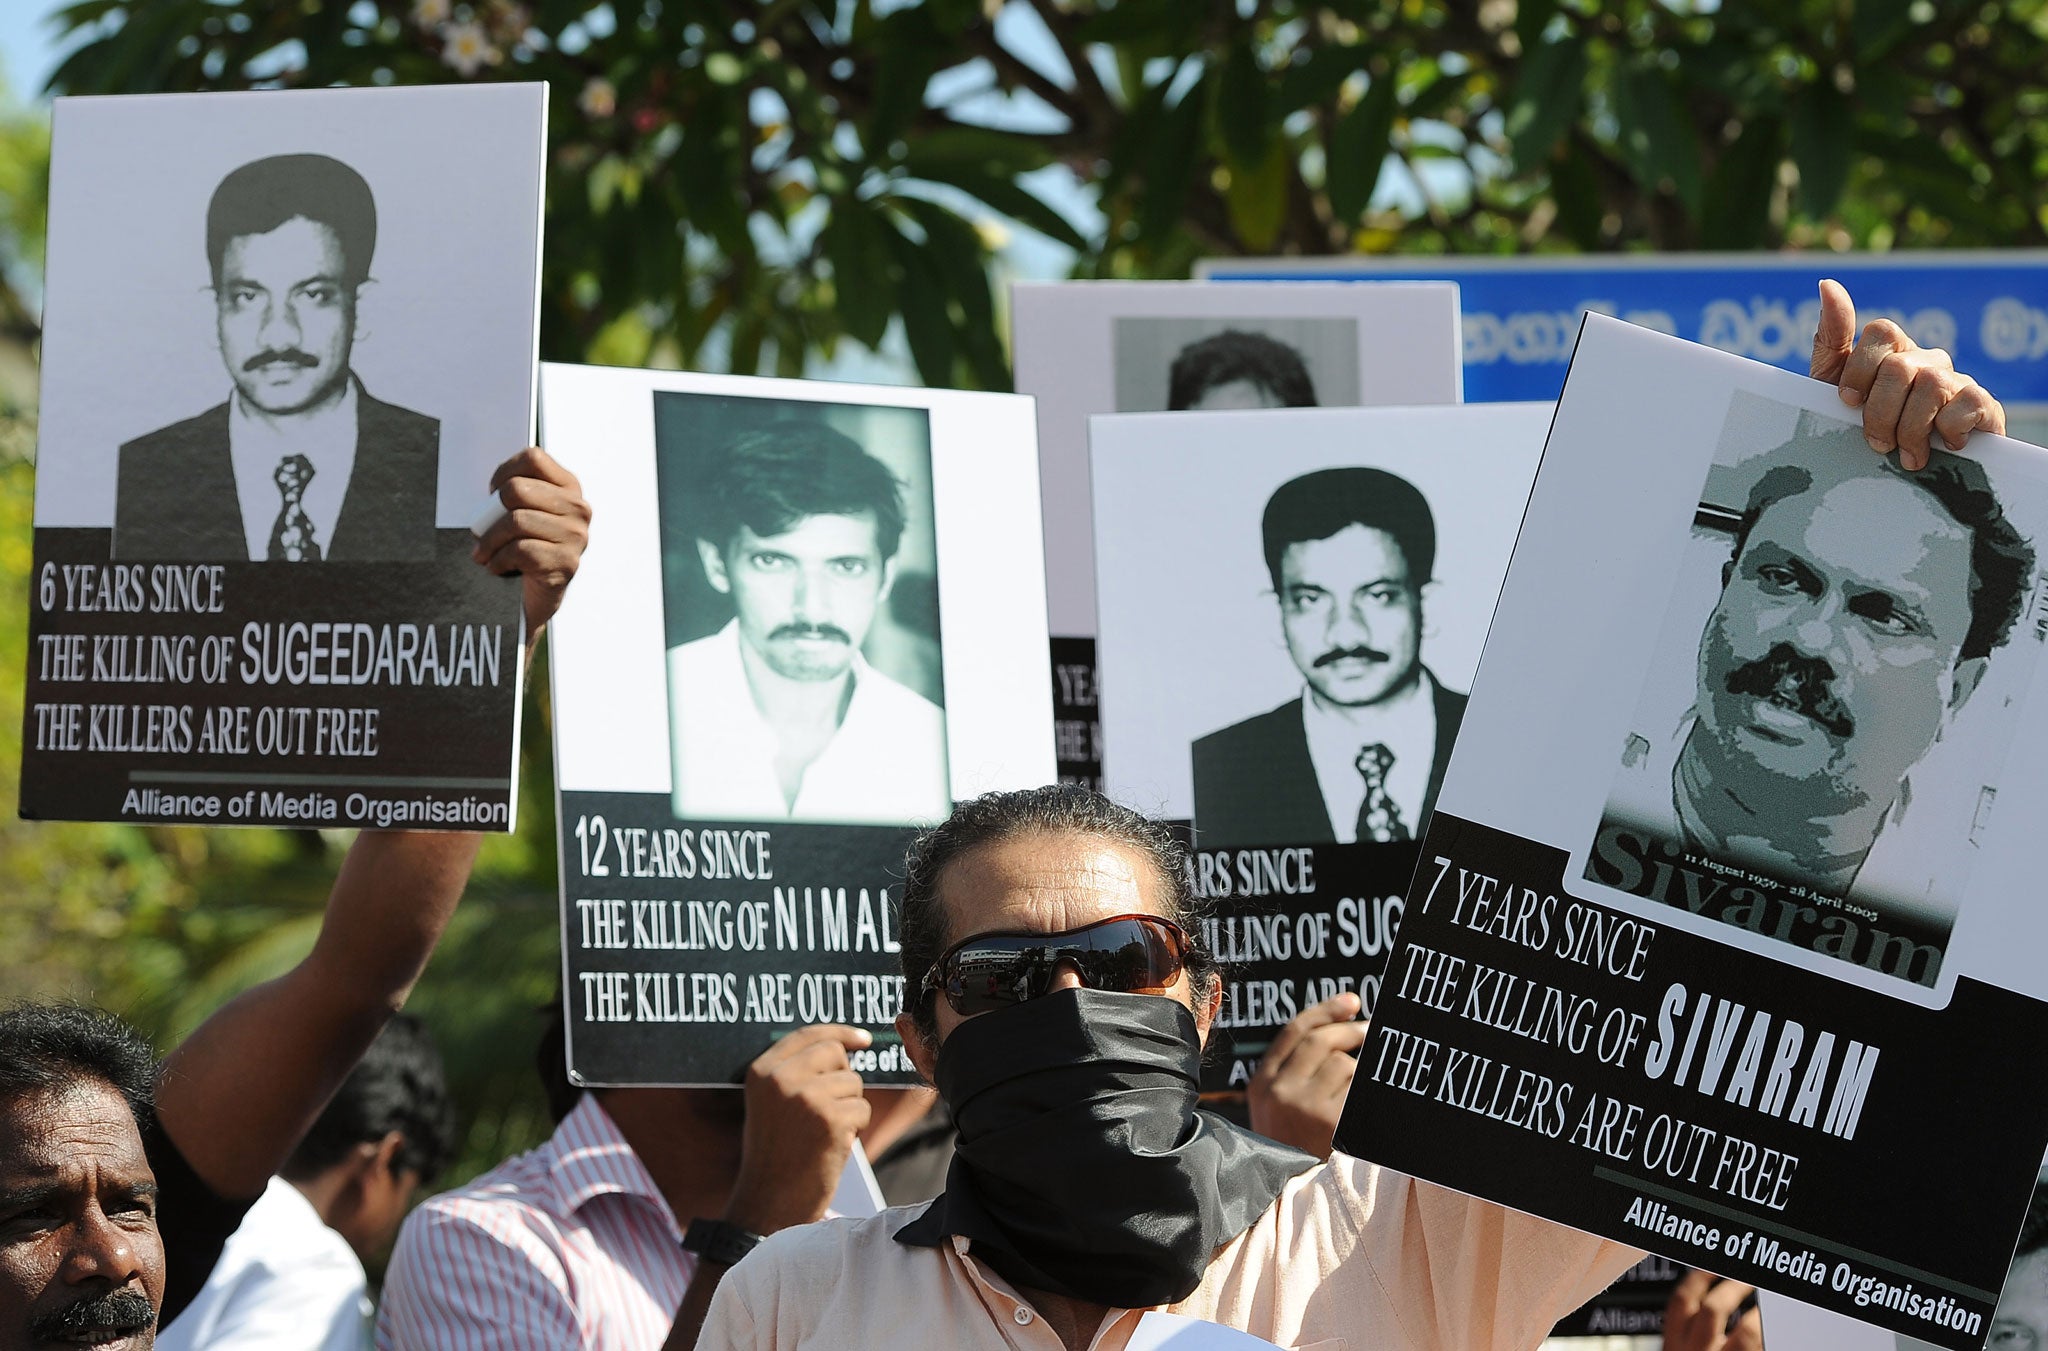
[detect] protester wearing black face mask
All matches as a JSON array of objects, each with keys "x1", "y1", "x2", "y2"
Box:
[
  {"x1": 674, "y1": 784, "x2": 1639, "y2": 1351},
  {"x1": 676, "y1": 285, "x2": 2002, "y2": 1351}
]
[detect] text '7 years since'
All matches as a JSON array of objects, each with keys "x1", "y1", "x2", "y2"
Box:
[{"x1": 1368, "y1": 855, "x2": 1883, "y2": 1218}]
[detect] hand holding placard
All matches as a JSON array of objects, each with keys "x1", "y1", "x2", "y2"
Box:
[
  {"x1": 724, "y1": 1024, "x2": 876, "y2": 1235},
  {"x1": 474, "y1": 446, "x2": 592, "y2": 641},
  {"x1": 1809, "y1": 277, "x2": 2005, "y2": 465},
  {"x1": 1246, "y1": 992, "x2": 1365, "y2": 1158}
]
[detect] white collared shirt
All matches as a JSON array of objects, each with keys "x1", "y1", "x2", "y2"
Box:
[
  {"x1": 666, "y1": 620, "x2": 950, "y2": 825},
  {"x1": 227, "y1": 381, "x2": 359, "y2": 561},
  {"x1": 1302, "y1": 669, "x2": 1438, "y2": 844},
  {"x1": 156, "y1": 1176, "x2": 370, "y2": 1351}
]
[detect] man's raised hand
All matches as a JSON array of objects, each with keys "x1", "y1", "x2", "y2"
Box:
[
  {"x1": 1247, "y1": 992, "x2": 1366, "y2": 1158},
  {"x1": 1664, "y1": 1270, "x2": 1762, "y2": 1351},
  {"x1": 473, "y1": 446, "x2": 592, "y2": 637},
  {"x1": 723, "y1": 1024, "x2": 875, "y2": 1235},
  {"x1": 1810, "y1": 277, "x2": 2004, "y2": 470}
]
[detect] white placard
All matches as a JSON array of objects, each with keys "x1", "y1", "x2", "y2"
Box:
[
  {"x1": 1093, "y1": 403, "x2": 1553, "y2": 825},
  {"x1": 540, "y1": 363, "x2": 1054, "y2": 805},
  {"x1": 1014, "y1": 280, "x2": 1463, "y2": 637}
]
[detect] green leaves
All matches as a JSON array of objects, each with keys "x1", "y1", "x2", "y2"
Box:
[
  {"x1": 821, "y1": 200, "x2": 895, "y2": 349},
  {"x1": 1791, "y1": 82, "x2": 1852, "y2": 218},
  {"x1": 1505, "y1": 33, "x2": 1587, "y2": 171},
  {"x1": 1327, "y1": 74, "x2": 1397, "y2": 224},
  {"x1": 1700, "y1": 116, "x2": 1784, "y2": 248},
  {"x1": 1611, "y1": 64, "x2": 1703, "y2": 216},
  {"x1": 26, "y1": 0, "x2": 2048, "y2": 390},
  {"x1": 1216, "y1": 44, "x2": 1271, "y2": 171}
]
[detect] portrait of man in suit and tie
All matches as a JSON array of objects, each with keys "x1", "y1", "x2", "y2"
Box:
[
  {"x1": 1192, "y1": 467, "x2": 1465, "y2": 848},
  {"x1": 113, "y1": 152, "x2": 439, "y2": 563}
]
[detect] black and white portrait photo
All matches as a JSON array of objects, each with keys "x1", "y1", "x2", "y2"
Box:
[
  {"x1": 1586, "y1": 390, "x2": 2047, "y2": 986},
  {"x1": 655, "y1": 392, "x2": 950, "y2": 826},
  {"x1": 23, "y1": 85, "x2": 546, "y2": 829},
  {"x1": 540, "y1": 365, "x2": 1051, "y2": 1084},
  {"x1": 1192, "y1": 468, "x2": 1464, "y2": 847},
  {"x1": 113, "y1": 153, "x2": 437, "y2": 563},
  {"x1": 1011, "y1": 280, "x2": 1461, "y2": 639},
  {"x1": 1089, "y1": 403, "x2": 1551, "y2": 837},
  {"x1": 1111, "y1": 316, "x2": 1364, "y2": 413},
  {"x1": 34, "y1": 85, "x2": 544, "y2": 554}
]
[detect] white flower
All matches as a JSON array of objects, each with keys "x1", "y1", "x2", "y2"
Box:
[
  {"x1": 441, "y1": 21, "x2": 498, "y2": 77},
  {"x1": 411, "y1": 0, "x2": 451, "y2": 29},
  {"x1": 578, "y1": 78, "x2": 616, "y2": 119}
]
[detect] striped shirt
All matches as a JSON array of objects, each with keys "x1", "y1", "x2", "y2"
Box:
[{"x1": 375, "y1": 1096, "x2": 695, "y2": 1350}]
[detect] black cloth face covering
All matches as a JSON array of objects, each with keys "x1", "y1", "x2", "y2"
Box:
[{"x1": 894, "y1": 987, "x2": 1318, "y2": 1308}]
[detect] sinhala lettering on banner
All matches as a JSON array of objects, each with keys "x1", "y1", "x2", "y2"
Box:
[{"x1": 1463, "y1": 297, "x2": 1971, "y2": 370}]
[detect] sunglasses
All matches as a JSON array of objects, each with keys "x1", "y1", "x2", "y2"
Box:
[{"x1": 921, "y1": 913, "x2": 1192, "y2": 1017}]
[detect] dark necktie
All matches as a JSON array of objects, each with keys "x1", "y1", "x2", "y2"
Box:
[
  {"x1": 268, "y1": 454, "x2": 322, "y2": 562},
  {"x1": 1355, "y1": 743, "x2": 1410, "y2": 843}
]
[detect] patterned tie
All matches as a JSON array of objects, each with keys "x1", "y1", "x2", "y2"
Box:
[
  {"x1": 1355, "y1": 743, "x2": 1410, "y2": 843},
  {"x1": 268, "y1": 454, "x2": 322, "y2": 562}
]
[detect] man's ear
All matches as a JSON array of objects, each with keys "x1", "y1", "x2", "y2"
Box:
[
  {"x1": 327, "y1": 1131, "x2": 401, "y2": 1218},
  {"x1": 1946, "y1": 655, "x2": 1990, "y2": 722},
  {"x1": 697, "y1": 538, "x2": 731, "y2": 594},
  {"x1": 896, "y1": 1010, "x2": 938, "y2": 1086},
  {"x1": 1194, "y1": 976, "x2": 1223, "y2": 1048},
  {"x1": 348, "y1": 280, "x2": 373, "y2": 345},
  {"x1": 874, "y1": 556, "x2": 898, "y2": 609}
]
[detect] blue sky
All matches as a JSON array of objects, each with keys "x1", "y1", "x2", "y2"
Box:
[{"x1": 0, "y1": 2, "x2": 63, "y2": 102}]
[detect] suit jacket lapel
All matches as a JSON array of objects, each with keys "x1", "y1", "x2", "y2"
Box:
[
  {"x1": 184, "y1": 403, "x2": 244, "y2": 555},
  {"x1": 1276, "y1": 698, "x2": 1337, "y2": 843},
  {"x1": 1422, "y1": 680, "x2": 1468, "y2": 824},
  {"x1": 331, "y1": 386, "x2": 390, "y2": 556}
]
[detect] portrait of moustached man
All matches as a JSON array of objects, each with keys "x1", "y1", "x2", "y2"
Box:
[
  {"x1": 1165, "y1": 329, "x2": 1320, "y2": 412},
  {"x1": 666, "y1": 422, "x2": 950, "y2": 826},
  {"x1": 1591, "y1": 414, "x2": 2036, "y2": 971},
  {"x1": 1192, "y1": 467, "x2": 1465, "y2": 849},
  {"x1": 113, "y1": 152, "x2": 439, "y2": 563}
]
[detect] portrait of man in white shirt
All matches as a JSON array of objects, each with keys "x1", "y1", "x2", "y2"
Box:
[{"x1": 664, "y1": 420, "x2": 950, "y2": 826}]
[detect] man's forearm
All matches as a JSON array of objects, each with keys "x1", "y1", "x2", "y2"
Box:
[
  {"x1": 155, "y1": 828, "x2": 481, "y2": 1197},
  {"x1": 664, "y1": 1265, "x2": 729, "y2": 1351}
]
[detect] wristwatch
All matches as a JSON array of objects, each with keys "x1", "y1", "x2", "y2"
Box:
[{"x1": 682, "y1": 1218, "x2": 767, "y2": 1267}]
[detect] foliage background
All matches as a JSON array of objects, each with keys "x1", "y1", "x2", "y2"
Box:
[{"x1": 5, "y1": 0, "x2": 2048, "y2": 1187}]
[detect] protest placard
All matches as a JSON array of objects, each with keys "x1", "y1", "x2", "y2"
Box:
[
  {"x1": 1013, "y1": 280, "x2": 1461, "y2": 790},
  {"x1": 1199, "y1": 251, "x2": 2048, "y2": 447},
  {"x1": 1337, "y1": 313, "x2": 2048, "y2": 1347},
  {"x1": 1092, "y1": 403, "x2": 1550, "y2": 1091},
  {"x1": 20, "y1": 85, "x2": 545, "y2": 830},
  {"x1": 539, "y1": 364, "x2": 1053, "y2": 1085}
]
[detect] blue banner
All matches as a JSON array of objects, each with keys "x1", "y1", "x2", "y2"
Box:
[{"x1": 1201, "y1": 253, "x2": 2048, "y2": 406}]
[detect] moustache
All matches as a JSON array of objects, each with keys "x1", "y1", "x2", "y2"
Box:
[
  {"x1": 1725, "y1": 642, "x2": 1856, "y2": 739},
  {"x1": 1313, "y1": 645, "x2": 1390, "y2": 670},
  {"x1": 26, "y1": 1288, "x2": 155, "y2": 1342},
  {"x1": 769, "y1": 622, "x2": 852, "y2": 646},
  {"x1": 242, "y1": 348, "x2": 319, "y2": 373}
]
